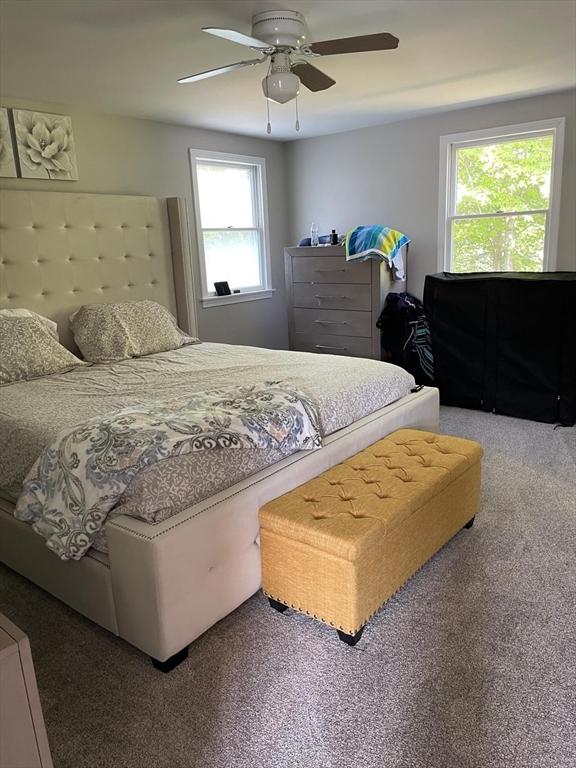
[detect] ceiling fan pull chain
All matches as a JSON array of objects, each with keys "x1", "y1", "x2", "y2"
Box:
[
  {"x1": 264, "y1": 58, "x2": 272, "y2": 134},
  {"x1": 295, "y1": 93, "x2": 300, "y2": 132},
  {"x1": 265, "y1": 78, "x2": 272, "y2": 134}
]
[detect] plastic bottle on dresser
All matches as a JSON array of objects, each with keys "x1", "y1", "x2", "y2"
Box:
[{"x1": 310, "y1": 223, "x2": 319, "y2": 246}]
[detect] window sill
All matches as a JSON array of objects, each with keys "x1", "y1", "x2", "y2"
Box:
[{"x1": 201, "y1": 288, "x2": 275, "y2": 308}]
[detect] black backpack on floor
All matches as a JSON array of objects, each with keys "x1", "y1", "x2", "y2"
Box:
[{"x1": 376, "y1": 292, "x2": 434, "y2": 385}]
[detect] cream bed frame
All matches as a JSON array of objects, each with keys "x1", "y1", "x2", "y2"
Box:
[{"x1": 0, "y1": 189, "x2": 439, "y2": 669}]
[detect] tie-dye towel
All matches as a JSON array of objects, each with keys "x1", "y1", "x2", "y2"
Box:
[
  {"x1": 15, "y1": 382, "x2": 321, "y2": 561},
  {"x1": 346, "y1": 225, "x2": 410, "y2": 280}
]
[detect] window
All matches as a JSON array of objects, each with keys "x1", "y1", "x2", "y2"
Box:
[
  {"x1": 438, "y1": 118, "x2": 565, "y2": 273},
  {"x1": 189, "y1": 150, "x2": 272, "y2": 306}
]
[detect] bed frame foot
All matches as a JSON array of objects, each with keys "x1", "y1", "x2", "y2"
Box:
[
  {"x1": 464, "y1": 516, "x2": 475, "y2": 529},
  {"x1": 268, "y1": 597, "x2": 289, "y2": 613},
  {"x1": 337, "y1": 627, "x2": 364, "y2": 647},
  {"x1": 151, "y1": 646, "x2": 189, "y2": 673}
]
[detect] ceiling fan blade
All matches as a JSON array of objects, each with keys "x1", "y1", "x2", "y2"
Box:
[
  {"x1": 308, "y1": 32, "x2": 399, "y2": 56},
  {"x1": 177, "y1": 59, "x2": 263, "y2": 84},
  {"x1": 291, "y1": 62, "x2": 335, "y2": 92},
  {"x1": 202, "y1": 27, "x2": 271, "y2": 50}
]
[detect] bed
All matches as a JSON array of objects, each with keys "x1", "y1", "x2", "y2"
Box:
[{"x1": 0, "y1": 189, "x2": 439, "y2": 668}]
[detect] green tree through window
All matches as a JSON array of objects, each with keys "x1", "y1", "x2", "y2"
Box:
[{"x1": 451, "y1": 135, "x2": 553, "y2": 272}]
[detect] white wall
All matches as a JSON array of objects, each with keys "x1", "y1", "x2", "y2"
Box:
[
  {"x1": 286, "y1": 89, "x2": 576, "y2": 298},
  {"x1": 0, "y1": 99, "x2": 290, "y2": 349}
]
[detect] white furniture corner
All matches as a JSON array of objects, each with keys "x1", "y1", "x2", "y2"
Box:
[{"x1": 0, "y1": 612, "x2": 53, "y2": 768}]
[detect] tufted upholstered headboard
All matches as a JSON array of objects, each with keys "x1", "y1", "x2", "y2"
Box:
[{"x1": 0, "y1": 190, "x2": 198, "y2": 351}]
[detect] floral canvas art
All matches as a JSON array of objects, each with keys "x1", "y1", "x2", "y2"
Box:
[
  {"x1": 14, "y1": 109, "x2": 78, "y2": 180},
  {"x1": 0, "y1": 107, "x2": 17, "y2": 178}
]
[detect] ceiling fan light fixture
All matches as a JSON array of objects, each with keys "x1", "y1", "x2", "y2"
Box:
[{"x1": 262, "y1": 71, "x2": 300, "y2": 104}]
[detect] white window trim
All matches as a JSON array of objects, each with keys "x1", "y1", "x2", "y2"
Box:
[
  {"x1": 437, "y1": 117, "x2": 565, "y2": 273},
  {"x1": 189, "y1": 149, "x2": 274, "y2": 308}
]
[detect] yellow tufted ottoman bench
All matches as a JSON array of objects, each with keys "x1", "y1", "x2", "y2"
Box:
[{"x1": 259, "y1": 429, "x2": 483, "y2": 645}]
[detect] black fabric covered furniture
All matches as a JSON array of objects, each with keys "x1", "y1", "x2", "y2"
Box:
[{"x1": 424, "y1": 272, "x2": 576, "y2": 425}]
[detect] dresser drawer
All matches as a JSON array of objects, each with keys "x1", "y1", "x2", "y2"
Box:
[
  {"x1": 292, "y1": 256, "x2": 371, "y2": 284},
  {"x1": 292, "y1": 333, "x2": 373, "y2": 358},
  {"x1": 293, "y1": 307, "x2": 372, "y2": 338},
  {"x1": 293, "y1": 283, "x2": 372, "y2": 311}
]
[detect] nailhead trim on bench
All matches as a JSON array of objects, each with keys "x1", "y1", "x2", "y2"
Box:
[{"x1": 262, "y1": 513, "x2": 474, "y2": 635}]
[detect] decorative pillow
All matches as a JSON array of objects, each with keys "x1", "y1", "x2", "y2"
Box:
[
  {"x1": 0, "y1": 308, "x2": 59, "y2": 339},
  {"x1": 71, "y1": 300, "x2": 199, "y2": 364},
  {"x1": 0, "y1": 316, "x2": 88, "y2": 386}
]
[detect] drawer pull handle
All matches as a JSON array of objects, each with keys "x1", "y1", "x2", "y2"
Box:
[
  {"x1": 313, "y1": 268, "x2": 346, "y2": 273},
  {"x1": 315, "y1": 344, "x2": 348, "y2": 351},
  {"x1": 314, "y1": 294, "x2": 347, "y2": 300},
  {"x1": 314, "y1": 320, "x2": 348, "y2": 326}
]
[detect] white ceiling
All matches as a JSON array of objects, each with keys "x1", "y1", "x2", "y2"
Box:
[{"x1": 1, "y1": 0, "x2": 575, "y2": 141}]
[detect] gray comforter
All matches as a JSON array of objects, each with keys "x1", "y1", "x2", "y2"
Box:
[
  {"x1": 16, "y1": 382, "x2": 321, "y2": 560},
  {"x1": 1, "y1": 343, "x2": 414, "y2": 550}
]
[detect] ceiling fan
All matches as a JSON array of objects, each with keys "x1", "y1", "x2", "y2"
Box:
[{"x1": 178, "y1": 10, "x2": 399, "y2": 119}]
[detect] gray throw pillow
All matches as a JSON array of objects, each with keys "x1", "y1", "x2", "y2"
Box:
[
  {"x1": 0, "y1": 316, "x2": 88, "y2": 386},
  {"x1": 0, "y1": 308, "x2": 59, "y2": 339},
  {"x1": 71, "y1": 300, "x2": 199, "y2": 364}
]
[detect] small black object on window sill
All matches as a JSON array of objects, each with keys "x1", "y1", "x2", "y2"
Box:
[{"x1": 214, "y1": 281, "x2": 231, "y2": 296}]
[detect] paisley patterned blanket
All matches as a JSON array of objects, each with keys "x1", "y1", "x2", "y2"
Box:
[{"x1": 15, "y1": 382, "x2": 321, "y2": 561}]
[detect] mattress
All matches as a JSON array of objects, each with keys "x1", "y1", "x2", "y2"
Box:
[{"x1": 0, "y1": 342, "x2": 415, "y2": 550}]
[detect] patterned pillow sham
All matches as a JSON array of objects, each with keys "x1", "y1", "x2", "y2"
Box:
[
  {"x1": 71, "y1": 300, "x2": 199, "y2": 363},
  {"x1": 0, "y1": 308, "x2": 59, "y2": 339},
  {"x1": 0, "y1": 316, "x2": 88, "y2": 386}
]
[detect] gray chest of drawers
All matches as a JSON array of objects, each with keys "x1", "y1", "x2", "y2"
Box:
[{"x1": 285, "y1": 245, "x2": 402, "y2": 359}]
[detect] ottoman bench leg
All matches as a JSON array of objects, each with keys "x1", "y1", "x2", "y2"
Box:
[
  {"x1": 464, "y1": 516, "x2": 476, "y2": 529},
  {"x1": 337, "y1": 627, "x2": 365, "y2": 647},
  {"x1": 268, "y1": 595, "x2": 365, "y2": 647},
  {"x1": 268, "y1": 597, "x2": 289, "y2": 613}
]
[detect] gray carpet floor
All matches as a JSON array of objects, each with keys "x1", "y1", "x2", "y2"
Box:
[{"x1": 1, "y1": 407, "x2": 575, "y2": 768}]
